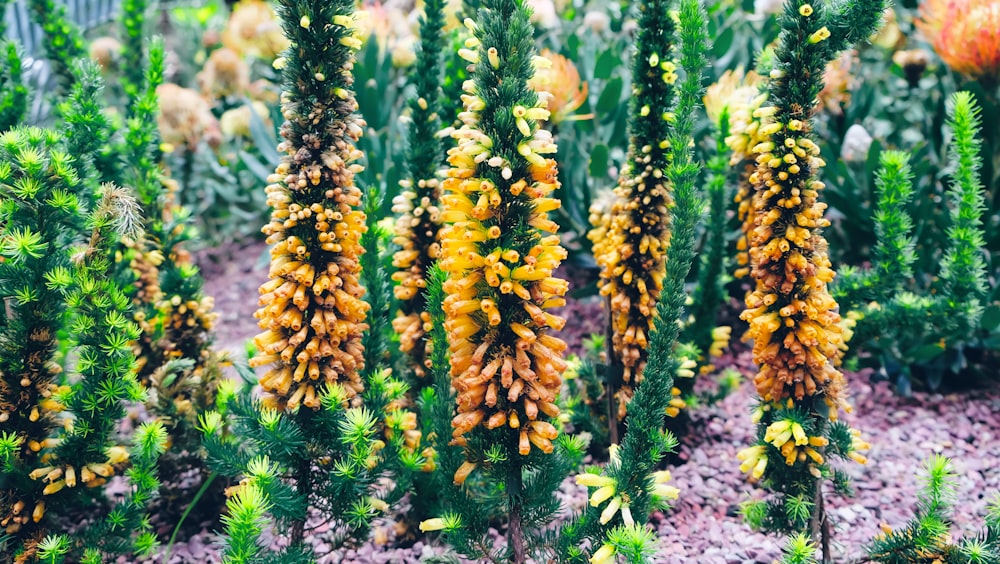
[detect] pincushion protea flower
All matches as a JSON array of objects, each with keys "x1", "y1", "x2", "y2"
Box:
[
  {"x1": 250, "y1": 9, "x2": 371, "y2": 412},
  {"x1": 528, "y1": 49, "x2": 589, "y2": 124},
  {"x1": 439, "y1": 19, "x2": 569, "y2": 456},
  {"x1": 917, "y1": 0, "x2": 1000, "y2": 81}
]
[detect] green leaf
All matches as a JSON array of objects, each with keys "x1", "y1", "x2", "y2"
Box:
[
  {"x1": 982, "y1": 304, "x2": 1000, "y2": 332},
  {"x1": 589, "y1": 143, "x2": 610, "y2": 179},
  {"x1": 594, "y1": 48, "x2": 619, "y2": 80},
  {"x1": 596, "y1": 76, "x2": 623, "y2": 114}
]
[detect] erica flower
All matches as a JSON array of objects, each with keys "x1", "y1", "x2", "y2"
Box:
[
  {"x1": 440, "y1": 18, "x2": 569, "y2": 456},
  {"x1": 528, "y1": 49, "x2": 589, "y2": 124},
  {"x1": 917, "y1": 0, "x2": 1000, "y2": 81},
  {"x1": 737, "y1": 445, "x2": 769, "y2": 479},
  {"x1": 391, "y1": 0, "x2": 448, "y2": 379},
  {"x1": 589, "y1": 6, "x2": 679, "y2": 418},
  {"x1": 249, "y1": 6, "x2": 371, "y2": 411}
]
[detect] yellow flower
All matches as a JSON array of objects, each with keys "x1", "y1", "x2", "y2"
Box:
[
  {"x1": 917, "y1": 0, "x2": 1000, "y2": 80},
  {"x1": 737, "y1": 445, "x2": 768, "y2": 479},
  {"x1": 441, "y1": 41, "x2": 568, "y2": 457},
  {"x1": 590, "y1": 543, "x2": 617, "y2": 564}
]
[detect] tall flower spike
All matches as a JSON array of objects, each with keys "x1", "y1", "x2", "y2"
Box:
[
  {"x1": 440, "y1": 0, "x2": 568, "y2": 455},
  {"x1": 736, "y1": 0, "x2": 883, "y2": 544},
  {"x1": 391, "y1": 0, "x2": 448, "y2": 378},
  {"x1": 588, "y1": 0, "x2": 679, "y2": 419},
  {"x1": 250, "y1": 0, "x2": 371, "y2": 411}
]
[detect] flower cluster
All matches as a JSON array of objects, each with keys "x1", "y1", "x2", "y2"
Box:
[
  {"x1": 917, "y1": 0, "x2": 1000, "y2": 81},
  {"x1": 390, "y1": 0, "x2": 448, "y2": 378},
  {"x1": 222, "y1": 0, "x2": 290, "y2": 61},
  {"x1": 250, "y1": 9, "x2": 371, "y2": 411},
  {"x1": 589, "y1": 1, "x2": 679, "y2": 419},
  {"x1": 439, "y1": 19, "x2": 569, "y2": 456},
  {"x1": 735, "y1": 0, "x2": 884, "y2": 536}
]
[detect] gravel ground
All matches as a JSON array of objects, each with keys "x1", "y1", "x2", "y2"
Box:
[{"x1": 158, "y1": 242, "x2": 1000, "y2": 563}]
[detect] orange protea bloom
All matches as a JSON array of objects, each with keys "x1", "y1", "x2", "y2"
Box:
[
  {"x1": 528, "y1": 49, "x2": 590, "y2": 124},
  {"x1": 249, "y1": 16, "x2": 371, "y2": 412},
  {"x1": 440, "y1": 38, "x2": 568, "y2": 455},
  {"x1": 917, "y1": 0, "x2": 1000, "y2": 80}
]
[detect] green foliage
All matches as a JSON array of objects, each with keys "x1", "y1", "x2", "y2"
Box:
[
  {"x1": 26, "y1": 0, "x2": 87, "y2": 93},
  {"x1": 120, "y1": 0, "x2": 149, "y2": 107},
  {"x1": 865, "y1": 456, "x2": 1000, "y2": 564},
  {"x1": 837, "y1": 92, "x2": 991, "y2": 393},
  {"x1": 560, "y1": 1, "x2": 709, "y2": 560},
  {"x1": 0, "y1": 40, "x2": 28, "y2": 132}
]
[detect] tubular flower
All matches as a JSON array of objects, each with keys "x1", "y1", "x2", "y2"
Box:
[
  {"x1": 390, "y1": 0, "x2": 448, "y2": 378},
  {"x1": 737, "y1": 445, "x2": 769, "y2": 479},
  {"x1": 250, "y1": 2, "x2": 371, "y2": 411},
  {"x1": 527, "y1": 49, "x2": 589, "y2": 124},
  {"x1": 916, "y1": 0, "x2": 1000, "y2": 81},
  {"x1": 440, "y1": 10, "x2": 568, "y2": 455},
  {"x1": 738, "y1": 95, "x2": 849, "y2": 411},
  {"x1": 588, "y1": 3, "x2": 678, "y2": 418}
]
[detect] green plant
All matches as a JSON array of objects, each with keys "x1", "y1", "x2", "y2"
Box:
[
  {"x1": 836, "y1": 92, "x2": 991, "y2": 393},
  {"x1": 0, "y1": 127, "x2": 162, "y2": 562},
  {"x1": 865, "y1": 456, "x2": 1000, "y2": 563},
  {"x1": 559, "y1": 5, "x2": 709, "y2": 564},
  {"x1": 27, "y1": 0, "x2": 87, "y2": 93},
  {"x1": 0, "y1": 40, "x2": 28, "y2": 132}
]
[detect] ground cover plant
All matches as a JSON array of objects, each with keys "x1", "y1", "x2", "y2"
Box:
[{"x1": 1, "y1": 0, "x2": 1000, "y2": 562}]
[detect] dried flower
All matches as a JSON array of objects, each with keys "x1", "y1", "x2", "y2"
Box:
[
  {"x1": 156, "y1": 83, "x2": 222, "y2": 151},
  {"x1": 197, "y1": 47, "x2": 251, "y2": 100}
]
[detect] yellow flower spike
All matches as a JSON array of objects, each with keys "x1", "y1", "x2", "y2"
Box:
[
  {"x1": 599, "y1": 495, "x2": 622, "y2": 524},
  {"x1": 251, "y1": 4, "x2": 371, "y2": 410},
  {"x1": 441, "y1": 21, "x2": 568, "y2": 456},
  {"x1": 590, "y1": 543, "x2": 617, "y2": 564}
]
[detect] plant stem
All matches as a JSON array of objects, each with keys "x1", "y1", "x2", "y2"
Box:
[
  {"x1": 290, "y1": 457, "x2": 310, "y2": 545},
  {"x1": 507, "y1": 452, "x2": 525, "y2": 564},
  {"x1": 811, "y1": 478, "x2": 830, "y2": 563},
  {"x1": 604, "y1": 295, "x2": 621, "y2": 445},
  {"x1": 163, "y1": 471, "x2": 217, "y2": 562}
]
